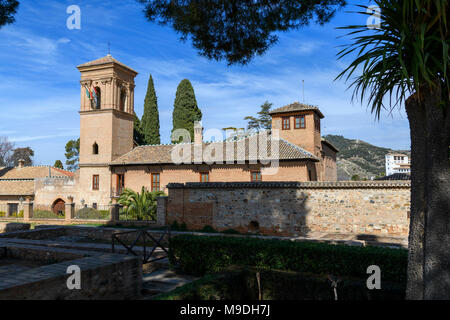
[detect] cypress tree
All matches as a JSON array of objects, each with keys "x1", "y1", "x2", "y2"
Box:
[
  {"x1": 133, "y1": 112, "x2": 145, "y2": 146},
  {"x1": 141, "y1": 75, "x2": 161, "y2": 145},
  {"x1": 171, "y1": 79, "x2": 202, "y2": 143}
]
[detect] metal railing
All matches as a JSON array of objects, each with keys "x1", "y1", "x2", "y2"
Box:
[{"x1": 111, "y1": 226, "x2": 171, "y2": 264}]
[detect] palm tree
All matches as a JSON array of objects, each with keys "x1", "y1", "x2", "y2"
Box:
[
  {"x1": 117, "y1": 187, "x2": 165, "y2": 221},
  {"x1": 337, "y1": 0, "x2": 449, "y2": 299}
]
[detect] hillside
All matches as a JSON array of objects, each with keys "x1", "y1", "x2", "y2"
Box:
[{"x1": 323, "y1": 135, "x2": 410, "y2": 181}]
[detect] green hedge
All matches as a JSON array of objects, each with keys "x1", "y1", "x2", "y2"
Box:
[
  {"x1": 33, "y1": 210, "x2": 64, "y2": 219},
  {"x1": 155, "y1": 267, "x2": 405, "y2": 300},
  {"x1": 169, "y1": 235, "x2": 408, "y2": 283}
]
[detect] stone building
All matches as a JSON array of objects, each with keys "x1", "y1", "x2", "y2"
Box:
[
  {"x1": 4, "y1": 55, "x2": 338, "y2": 208},
  {"x1": 0, "y1": 160, "x2": 73, "y2": 215}
]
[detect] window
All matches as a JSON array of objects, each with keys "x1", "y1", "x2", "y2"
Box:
[
  {"x1": 93, "y1": 175, "x2": 99, "y2": 190},
  {"x1": 120, "y1": 88, "x2": 127, "y2": 112},
  {"x1": 200, "y1": 172, "x2": 209, "y2": 183},
  {"x1": 93, "y1": 143, "x2": 99, "y2": 155},
  {"x1": 251, "y1": 171, "x2": 262, "y2": 182},
  {"x1": 315, "y1": 118, "x2": 320, "y2": 132},
  {"x1": 92, "y1": 203, "x2": 97, "y2": 210},
  {"x1": 117, "y1": 174, "x2": 125, "y2": 193},
  {"x1": 151, "y1": 173, "x2": 160, "y2": 191},
  {"x1": 8, "y1": 203, "x2": 18, "y2": 216},
  {"x1": 294, "y1": 115, "x2": 306, "y2": 129},
  {"x1": 308, "y1": 170, "x2": 313, "y2": 181},
  {"x1": 282, "y1": 117, "x2": 290, "y2": 130},
  {"x1": 94, "y1": 87, "x2": 101, "y2": 109}
]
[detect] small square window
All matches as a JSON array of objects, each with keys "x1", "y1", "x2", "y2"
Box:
[
  {"x1": 200, "y1": 172, "x2": 209, "y2": 183},
  {"x1": 295, "y1": 115, "x2": 305, "y2": 129},
  {"x1": 251, "y1": 171, "x2": 262, "y2": 182}
]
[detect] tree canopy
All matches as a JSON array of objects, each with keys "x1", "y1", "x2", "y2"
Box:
[
  {"x1": 53, "y1": 160, "x2": 64, "y2": 170},
  {"x1": 138, "y1": 0, "x2": 346, "y2": 65},
  {"x1": 0, "y1": 0, "x2": 18, "y2": 28},
  {"x1": 65, "y1": 138, "x2": 80, "y2": 172},
  {"x1": 244, "y1": 101, "x2": 273, "y2": 131},
  {"x1": 11, "y1": 147, "x2": 34, "y2": 166},
  {"x1": 171, "y1": 79, "x2": 202, "y2": 143}
]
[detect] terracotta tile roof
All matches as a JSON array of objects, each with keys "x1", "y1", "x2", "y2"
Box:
[
  {"x1": 77, "y1": 54, "x2": 138, "y2": 74},
  {"x1": 111, "y1": 132, "x2": 319, "y2": 166},
  {"x1": 0, "y1": 166, "x2": 73, "y2": 180},
  {"x1": 269, "y1": 102, "x2": 324, "y2": 119},
  {"x1": 0, "y1": 180, "x2": 34, "y2": 196}
]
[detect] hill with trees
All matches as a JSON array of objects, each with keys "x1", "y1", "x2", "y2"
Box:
[{"x1": 323, "y1": 135, "x2": 410, "y2": 181}]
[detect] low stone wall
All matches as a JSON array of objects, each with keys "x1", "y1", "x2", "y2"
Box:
[
  {"x1": 164, "y1": 181, "x2": 411, "y2": 237},
  {"x1": 0, "y1": 243, "x2": 142, "y2": 300},
  {"x1": 0, "y1": 223, "x2": 30, "y2": 233}
]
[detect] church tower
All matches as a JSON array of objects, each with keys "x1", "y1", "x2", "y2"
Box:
[{"x1": 77, "y1": 55, "x2": 137, "y2": 206}]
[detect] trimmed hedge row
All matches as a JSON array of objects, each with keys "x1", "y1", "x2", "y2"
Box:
[
  {"x1": 155, "y1": 267, "x2": 405, "y2": 300},
  {"x1": 169, "y1": 235, "x2": 408, "y2": 283}
]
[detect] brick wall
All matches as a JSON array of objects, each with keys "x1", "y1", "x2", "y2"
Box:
[{"x1": 164, "y1": 181, "x2": 411, "y2": 237}]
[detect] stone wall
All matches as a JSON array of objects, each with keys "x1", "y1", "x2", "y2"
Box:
[
  {"x1": 0, "y1": 243, "x2": 142, "y2": 300},
  {"x1": 164, "y1": 181, "x2": 411, "y2": 237}
]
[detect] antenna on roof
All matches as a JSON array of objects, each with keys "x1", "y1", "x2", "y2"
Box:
[
  {"x1": 302, "y1": 80, "x2": 305, "y2": 103},
  {"x1": 107, "y1": 41, "x2": 111, "y2": 56}
]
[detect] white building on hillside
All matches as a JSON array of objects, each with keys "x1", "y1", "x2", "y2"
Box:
[{"x1": 385, "y1": 153, "x2": 410, "y2": 176}]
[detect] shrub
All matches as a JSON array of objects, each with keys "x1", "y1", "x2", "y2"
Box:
[
  {"x1": 155, "y1": 267, "x2": 405, "y2": 300},
  {"x1": 75, "y1": 207, "x2": 109, "y2": 220},
  {"x1": 199, "y1": 225, "x2": 216, "y2": 233},
  {"x1": 118, "y1": 187, "x2": 165, "y2": 220},
  {"x1": 222, "y1": 229, "x2": 240, "y2": 235},
  {"x1": 169, "y1": 235, "x2": 408, "y2": 283},
  {"x1": 0, "y1": 211, "x2": 5, "y2": 217},
  {"x1": 33, "y1": 210, "x2": 64, "y2": 219}
]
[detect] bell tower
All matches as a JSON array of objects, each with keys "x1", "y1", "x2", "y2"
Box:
[{"x1": 77, "y1": 55, "x2": 138, "y2": 205}]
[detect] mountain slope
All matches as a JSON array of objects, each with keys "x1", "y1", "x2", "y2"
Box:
[{"x1": 323, "y1": 135, "x2": 410, "y2": 180}]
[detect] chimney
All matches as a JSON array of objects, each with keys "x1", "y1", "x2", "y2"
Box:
[
  {"x1": 17, "y1": 159, "x2": 25, "y2": 168},
  {"x1": 194, "y1": 121, "x2": 203, "y2": 145}
]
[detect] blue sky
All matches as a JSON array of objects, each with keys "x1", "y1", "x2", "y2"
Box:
[{"x1": 0, "y1": 0, "x2": 411, "y2": 166}]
